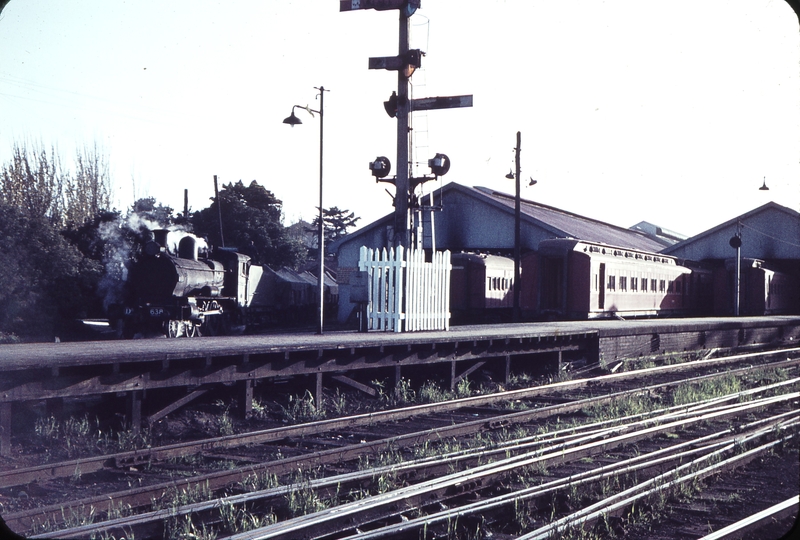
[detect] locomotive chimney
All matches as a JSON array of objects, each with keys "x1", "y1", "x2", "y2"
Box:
[{"x1": 153, "y1": 229, "x2": 170, "y2": 248}]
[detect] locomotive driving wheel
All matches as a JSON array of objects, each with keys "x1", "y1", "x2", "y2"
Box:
[
  {"x1": 165, "y1": 320, "x2": 183, "y2": 338},
  {"x1": 186, "y1": 321, "x2": 200, "y2": 337}
]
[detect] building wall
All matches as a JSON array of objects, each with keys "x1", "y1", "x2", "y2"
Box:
[{"x1": 666, "y1": 209, "x2": 800, "y2": 261}]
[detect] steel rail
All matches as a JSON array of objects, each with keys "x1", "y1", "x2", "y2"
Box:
[
  {"x1": 217, "y1": 393, "x2": 800, "y2": 540},
  {"x1": 7, "y1": 361, "x2": 798, "y2": 534},
  {"x1": 37, "y1": 399, "x2": 800, "y2": 539},
  {"x1": 41, "y1": 434, "x2": 737, "y2": 540},
  {"x1": 28, "y1": 391, "x2": 800, "y2": 539},
  {"x1": 5, "y1": 351, "x2": 794, "y2": 492},
  {"x1": 332, "y1": 416, "x2": 800, "y2": 540},
  {"x1": 695, "y1": 496, "x2": 799, "y2": 540},
  {"x1": 519, "y1": 433, "x2": 798, "y2": 539}
]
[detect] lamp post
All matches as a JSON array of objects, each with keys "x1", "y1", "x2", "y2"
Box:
[
  {"x1": 505, "y1": 131, "x2": 537, "y2": 323},
  {"x1": 283, "y1": 86, "x2": 328, "y2": 335}
]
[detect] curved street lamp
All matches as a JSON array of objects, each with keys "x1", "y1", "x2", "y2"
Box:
[{"x1": 283, "y1": 86, "x2": 328, "y2": 334}]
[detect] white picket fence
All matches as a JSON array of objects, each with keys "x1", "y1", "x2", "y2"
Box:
[{"x1": 358, "y1": 245, "x2": 451, "y2": 332}]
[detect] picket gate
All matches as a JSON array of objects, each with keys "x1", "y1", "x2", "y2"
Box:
[{"x1": 358, "y1": 245, "x2": 451, "y2": 332}]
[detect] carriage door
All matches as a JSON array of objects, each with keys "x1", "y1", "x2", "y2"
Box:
[
  {"x1": 541, "y1": 256, "x2": 563, "y2": 311},
  {"x1": 599, "y1": 263, "x2": 606, "y2": 310}
]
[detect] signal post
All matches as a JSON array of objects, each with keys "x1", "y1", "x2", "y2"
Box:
[{"x1": 340, "y1": 0, "x2": 472, "y2": 248}]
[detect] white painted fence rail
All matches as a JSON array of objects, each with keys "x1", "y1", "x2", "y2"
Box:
[{"x1": 358, "y1": 246, "x2": 451, "y2": 332}]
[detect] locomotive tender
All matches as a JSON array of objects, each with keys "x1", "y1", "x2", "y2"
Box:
[{"x1": 111, "y1": 229, "x2": 336, "y2": 337}]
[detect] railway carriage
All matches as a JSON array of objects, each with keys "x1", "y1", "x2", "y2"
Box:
[
  {"x1": 528, "y1": 238, "x2": 697, "y2": 319},
  {"x1": 450, "y1": 253, "x2": 515, "y2": 322},
  {"x1": 720, "y1": 259, "x2": 798, "y2": 316}
]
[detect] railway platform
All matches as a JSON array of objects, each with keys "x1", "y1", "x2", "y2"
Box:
[{"x1": 1, "y1": 315, "x2": 799, "y2": 455}]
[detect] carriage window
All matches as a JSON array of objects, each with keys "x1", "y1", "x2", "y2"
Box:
[
  {"x1": 619, "y1": 276, "x2": 627, "y2": 291},
  {"x1": 659, "y1": 279, "x2": 666, "y2": 292},
  {"x1": 651, "y1": 279, "x2": 657, "y2": 292},
  {"x1": 641, "y1": 278, "x2": 648, "y2": 292},
  {"x1": 608, "y1": 275, "x2": 616, "y2": 291},
  {"x1": 632, "y1": 277, "x2": 638, "y2": 291}
]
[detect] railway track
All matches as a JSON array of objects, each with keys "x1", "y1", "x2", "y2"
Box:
[{"x1": 4, "y1": 347, "x2": 799, "y2": 538}]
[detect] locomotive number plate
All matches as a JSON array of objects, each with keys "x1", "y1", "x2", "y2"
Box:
[{"x1": 149, "y1": 307, "x2": 166, "y2": 317}]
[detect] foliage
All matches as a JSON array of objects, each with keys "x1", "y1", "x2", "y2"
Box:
[
  {"x1": 191, "y1": 180, "x2": 306, "y2": 268},
  {"x1": 0, "y1": 142, "x2": 111, "y2": 228},
  {"x1": 0, "y1": 200, "x2": 102, "y2": 339},
  {"x1": 309, "y1": 206, "x2": 361, "y2": 252},
  {"x1": 63, "y1": 143, "x2": 112, "y2": 228}
]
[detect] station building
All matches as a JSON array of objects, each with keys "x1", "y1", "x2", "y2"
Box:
[
  {"x1": 333, "y1": 182, "x2": 673, "y2": 323},
  {"x1": 662, "y1": 202, "x2": 800, "y2": 315},
  {"x1": 332, "y1": 182, "x2": 800, "y2": 323}
]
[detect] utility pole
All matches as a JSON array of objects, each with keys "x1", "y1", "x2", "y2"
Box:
[{"x1": 513, "y1": 131, "x2": 521, "y2": 322}]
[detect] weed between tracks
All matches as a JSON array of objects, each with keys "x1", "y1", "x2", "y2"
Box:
[{"x1": 33, "y1": 414, "x2": 152, "y2": 460}]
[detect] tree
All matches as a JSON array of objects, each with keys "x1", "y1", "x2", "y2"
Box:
[
  {"x1": 0, "y1": 143, "x2": 63, "y2": 222},
  {"x1": 191, "y1": 180, "x2": 306, "y2": 268},
  {"x1": 0, "y1": 200, "x2": 102, "y2": 341},
  {"x1": 0, "y1": 142, "x2": 112, "y2": 228},
  {"x1": 63, "y1": 143, "x2": 112, "y2": 228},
  {"x1": 310, "y1": 206, "x2": 361, "y2": 252}
]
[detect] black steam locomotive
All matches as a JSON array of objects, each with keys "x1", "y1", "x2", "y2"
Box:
[{"x1": 109, "y1": 230, "x2": 337, "y2": 338}]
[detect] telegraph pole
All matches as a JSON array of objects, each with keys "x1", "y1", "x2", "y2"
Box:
[{"x1": 513, "y1": 131, "x2": 521, "y2": 322}]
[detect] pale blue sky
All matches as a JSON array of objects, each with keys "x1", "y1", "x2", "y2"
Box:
[{"x1": 1, "y1": 0, "x2": 798, "y2": 237}]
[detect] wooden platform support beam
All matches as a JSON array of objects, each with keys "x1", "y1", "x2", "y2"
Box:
[
  {"x1": 147, "y1": 388, "x2": 209, "y2": 427},
  {"x1": 238, "y1": 380, "x2": 253, "y2": 419},
  {"x1": 451, "y1": 360, "x2": 487, "y2": 391},
  {"x1": 0, "y1": 402, "x2": 11, "y2": 456},
  {"x1": 505, "y1": 355, "x2": 512, "y2": 385},
  {"x1": 127, "y1": 390, "x2": 142, "y2": 434},
  {"x1": 315, "y1": 372, "x2": 323, "y2": 410},
  {"x1": 332, "y1": 375, "x2": 377, "y2": 397}
]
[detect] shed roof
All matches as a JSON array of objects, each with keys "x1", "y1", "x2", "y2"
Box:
[
  {"x1": 662, "y1": 201, "x2": 800, "y2": 260},
  {"x1": 331, "y1": 182, "x2": 671, "y2": 254},
  {"x1": 467, "y1": 185, "x2": 669, "y2": 252}
]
